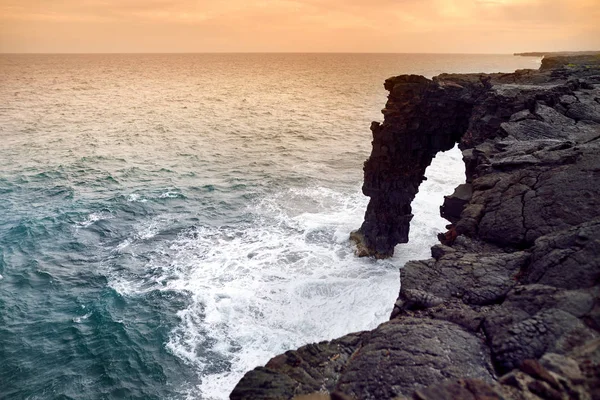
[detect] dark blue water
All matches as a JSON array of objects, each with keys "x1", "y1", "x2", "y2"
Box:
[{"x1": 0, "y1": 53, "x2": 541, "y2": 399}]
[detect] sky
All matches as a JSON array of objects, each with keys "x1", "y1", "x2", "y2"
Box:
[{"x1": 1, "y1": 0, "x2": 599, "y2": 53}]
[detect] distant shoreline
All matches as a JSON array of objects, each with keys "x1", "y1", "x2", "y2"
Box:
[{"x1": 515, "y1": 50, "x2": 600, "y2": 57}]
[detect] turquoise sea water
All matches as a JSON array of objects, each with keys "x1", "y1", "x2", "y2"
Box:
[{"x1": 0, "y1": 54, "x2": 541, "y2": 399}]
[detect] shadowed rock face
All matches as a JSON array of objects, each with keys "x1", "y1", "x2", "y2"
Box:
[
  {"x1": 231, "y1": 56, "x2": 600, "y2": 400},
  {"x1": 351, "y1": 74, "x2": 490, "y2": 258}
]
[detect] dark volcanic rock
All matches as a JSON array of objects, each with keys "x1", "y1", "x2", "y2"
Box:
[
  {"x1": 524, "y1": 220, "x2": 600, "y2": 290},
  {"x1": 232, "y1": 318, "x2": 494, "y2": 400},
  {"x1": 231, "y1": 333, "x2": 365, "y2": 400},
  {"x1": 355, "y1": 57, "x2": 600, "y2": 258},
  {"x1": 335, "y1": 318, "x2": 493, "y2": 399},
  {"x1": 231, "y1": 56, "x2": 600, "y2": 400},
  {"x1": 350, "y1": 74, "x2": 490, "y2": 258},
  {"x1": 440, "y1": 183, "x2": 473, "y2": 224}
]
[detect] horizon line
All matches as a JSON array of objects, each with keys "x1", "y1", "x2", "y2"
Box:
[
  {"x1": 2, "y1": 50, "x2": 595, "y2": 56},
  {"x1": 0, "y1": 51, "x2": 541, "y2": 55},
  {"x1": 1, "y1": 49, "x2": 597, "y2": 55}
]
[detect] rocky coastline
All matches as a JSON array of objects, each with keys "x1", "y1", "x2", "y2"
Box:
[
  {"x1": 231, "y1": 55, "x2": 600, "y2": 400},
  {"x1": 515, "y1": 51, "x2": 600, "y2": 57}
]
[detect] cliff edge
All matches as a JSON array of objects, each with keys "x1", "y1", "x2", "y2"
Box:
[{"x1": 231, "y1": 55, "x2": 600, "y2": 400}]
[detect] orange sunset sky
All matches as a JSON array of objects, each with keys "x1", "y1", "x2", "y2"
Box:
[{"x1": 1, "y1": 0, "x2": 599, "y2": 53}]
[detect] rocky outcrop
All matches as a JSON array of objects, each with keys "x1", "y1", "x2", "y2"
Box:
[
  {"x1": 352, "y1": 54, "x2": 600, "y2": 258},
  {"x1": 350, "y1": 74, "x2": 492, "y2": 258},
  {"x1": 231, "y1": 56, "x2": 600, "y2": 399}
]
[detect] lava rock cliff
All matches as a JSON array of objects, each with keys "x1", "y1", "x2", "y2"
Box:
[{"x1": 231, "y1": 55, "x2": 600, "y2": 400}]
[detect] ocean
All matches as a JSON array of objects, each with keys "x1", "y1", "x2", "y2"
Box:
[{"x1": 0, "y1": 53, "x2": 540, "y2": 399}]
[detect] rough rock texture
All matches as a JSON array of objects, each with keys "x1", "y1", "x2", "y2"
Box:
[
  {"x1": 353, "y1": 54, "x2": 600, "y2": 258},
  {"x1": 350, "y1": 74, "x2": 490, "y2": 258},
  {"x1": 231, "y1": 56, "x2": 600, "y2": 399}
]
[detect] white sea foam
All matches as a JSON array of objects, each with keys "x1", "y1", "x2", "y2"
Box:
[
  {"x1": 104, "y1": 147, "x2": 464, "y2": 399},
  {"x1": 114, "y1": 239, "x2": 132, "y2": 253},
  {"x1": 73, "y1": 312, "x2": 92, "y2": 323},
  {"x1": 163, "y1": 191, "x2": 397, "y2": 399},
  {"x1": 159, "y1": 191, "x2": 183, "y2": 199},
  {"x1": 77, "y1": 211, "x2": 113, "y2": 228},
  {"x1": 137, "y1": 220, "x2": 160, "y2": 240},
  {"x1": 111, "y1": 218, "x2": 164, "y2": 256},
  {"x1": 127, "y1": 193, "x2": 148, "y2": 202}
]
